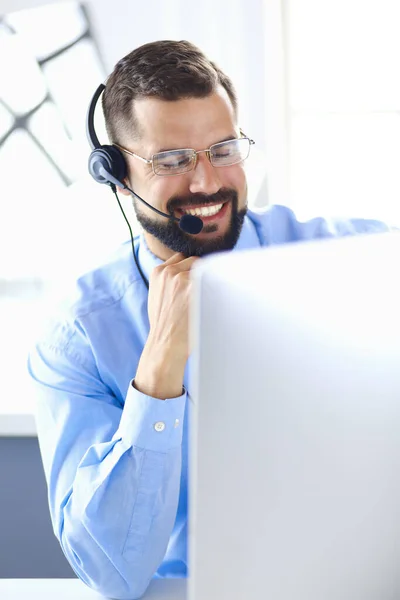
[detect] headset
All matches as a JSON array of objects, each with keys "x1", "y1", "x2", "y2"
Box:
[{"x1": 86, "y1": 83, "x2": 204, "y2": 290}]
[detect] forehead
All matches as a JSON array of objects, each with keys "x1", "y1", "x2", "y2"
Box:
[{"x1": 132, "y1": 86, "x2": 237, "y2": 152}]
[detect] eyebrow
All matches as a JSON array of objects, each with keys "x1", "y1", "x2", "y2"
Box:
[{"x1": 155, "y1": 133, "x2": 238, "y2": 154}]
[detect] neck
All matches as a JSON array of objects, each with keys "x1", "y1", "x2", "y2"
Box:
[{"x1": 143, "y1": 231, "x2": 176, "y2": 261}]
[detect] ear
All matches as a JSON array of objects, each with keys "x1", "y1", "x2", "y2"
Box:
[
  {"x1": 117, "y1": 183, "x2": 131, "y2": 196},
  {"x1": 116, "y1": 174, "x2": 132, "y2": 196}
]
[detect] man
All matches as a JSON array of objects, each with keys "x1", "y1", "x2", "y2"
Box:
[{"x1": 28, "y1": 40, "x2": 389, "y2": 600}]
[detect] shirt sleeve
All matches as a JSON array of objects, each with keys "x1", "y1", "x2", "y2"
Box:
[{"x1": 28, "y1": 331, "x2": 187, "y2": 600}]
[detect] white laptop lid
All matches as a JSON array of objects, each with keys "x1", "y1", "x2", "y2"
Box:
[{"x1": 189, "y1": 232, "x2": 400, "y2": 600}]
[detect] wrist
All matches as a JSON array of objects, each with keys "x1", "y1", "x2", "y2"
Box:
[
  {"x1": 147, "y1": 329, "x2": 188, "y2": 363},
  {"x1": 134, "y1": 340, "x2": 186, "y2": 399}
]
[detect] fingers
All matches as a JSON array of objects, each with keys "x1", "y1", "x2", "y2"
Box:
[
  {"x1": 160, "y1": 253, "x2": 200, "y2": 273},
  {"x1": 163, "y1": 252, "x2": 186, "y2": 265}
]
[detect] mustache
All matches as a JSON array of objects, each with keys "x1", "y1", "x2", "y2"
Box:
[{"x1": 168, "y1": 188, "x2": 237, "y2": 212}]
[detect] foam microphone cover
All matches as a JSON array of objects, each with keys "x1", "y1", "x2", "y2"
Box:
[{"x1": 179, "y1": 213, "x2": 204, "y2": 234}]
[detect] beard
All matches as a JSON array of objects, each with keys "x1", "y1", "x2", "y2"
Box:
[{"x1": 133, "y1": 187, "x2": 248, "y2": 258}]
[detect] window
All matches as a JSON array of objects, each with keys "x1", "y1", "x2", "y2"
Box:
[
  {"x1": 283, "y1": 0, "x2": 400, "y2": 223},
  {"x1": 0, "y1": 2, "x2": 106, "y2": 411}
]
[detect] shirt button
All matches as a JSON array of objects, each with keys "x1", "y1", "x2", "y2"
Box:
[
  {"x1": 154, "y1": 421, "x2": 166, "y2": 432},
  {"x1": 174, "y1": 419, "x2": 180, "y2": 428}
]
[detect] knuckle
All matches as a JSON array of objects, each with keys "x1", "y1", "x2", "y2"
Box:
[
  {"x1": 153, "y1": 264, "x2": 164, "y2": 275},
  {"x1": 165, "y1": 264, "x2": 179, "y2": 276}
]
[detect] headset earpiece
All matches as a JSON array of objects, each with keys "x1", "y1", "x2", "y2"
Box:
[
  {"x1": 86, "y1": 84, "x2": 128, "y2": 187},
  {"x1": 88, "y1": 144, "x2": 127, "y2": 186}
]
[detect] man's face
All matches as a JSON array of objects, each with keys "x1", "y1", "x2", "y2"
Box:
[{"x1": 119, "y1": 86, "x2": 248, "y2": 259}]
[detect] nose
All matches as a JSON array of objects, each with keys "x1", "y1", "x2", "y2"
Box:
[{"x1": 188, "y1": 153, "x2": 221, "y2": 196}]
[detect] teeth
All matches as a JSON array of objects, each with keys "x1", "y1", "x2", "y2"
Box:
[{"x1": 182, "y1": 203, "x2": 224, "y2": 217}]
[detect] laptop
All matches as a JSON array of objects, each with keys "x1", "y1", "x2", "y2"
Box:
[{"x1": 188, "y1": 231, "x2": 400, "y2": 600}]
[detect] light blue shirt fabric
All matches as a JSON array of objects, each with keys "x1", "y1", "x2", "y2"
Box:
[{"x1": 28, "y1": 204, "x2": 390, "y2": 600}]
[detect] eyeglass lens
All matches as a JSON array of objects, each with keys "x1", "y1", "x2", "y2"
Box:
[{"x1": 153, "y1": 138, "x2": 251, "y2": 175}]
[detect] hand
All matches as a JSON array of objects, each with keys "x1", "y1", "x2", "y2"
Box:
[{"x1": 147, "y1": 252, "x2": 200, "y2": 364}]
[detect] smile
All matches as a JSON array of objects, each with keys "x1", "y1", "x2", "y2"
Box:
[
  {"x1": 176, "y1": 201, "x2": 230, "y2": 223},
  {"x1": 180, "y1": 203, "x2": 224, "y2": 217}
]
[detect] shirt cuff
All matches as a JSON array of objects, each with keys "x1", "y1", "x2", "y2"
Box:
[{"x1": 113, "y1": 379, "x2": 187, "y2": 452}]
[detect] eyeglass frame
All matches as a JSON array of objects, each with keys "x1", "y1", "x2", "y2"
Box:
[{"x1": 113, "y1": 130, "x2": 255, "y2": 176}]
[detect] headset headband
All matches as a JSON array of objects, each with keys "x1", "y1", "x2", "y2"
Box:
[{"x1": 86, "y1": 83, "x2": 106, "y2": 150}]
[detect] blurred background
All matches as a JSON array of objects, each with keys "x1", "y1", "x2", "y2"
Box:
[{"x1": 0, "y1": 0, "x2": 400, "y2": 578}]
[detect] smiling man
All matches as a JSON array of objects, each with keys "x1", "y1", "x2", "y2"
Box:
[
  {"x1": 28, "y1": 40, "x2": 390, "y2": 600},
  {"x1": 116, "y1": 94, "x2": 248, "y2": 258},
  {"x1": 104, "y1": 43, "x2": 249, "y2": 260}
]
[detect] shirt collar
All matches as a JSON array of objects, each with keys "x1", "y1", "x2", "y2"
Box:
[{"x1": 137, "y1": 212, "x2": 260, "y2": 286}]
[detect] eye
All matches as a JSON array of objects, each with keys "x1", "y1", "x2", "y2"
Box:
[
  {"x1": 212, "y1": 142, "x2": 238, "y2": 158},
  {"x1": 214, "y1": 149, "x2": 231, "y2": 158},
  {"x1": 156, "y1": 152, "x2": 193, "y2": 170}
]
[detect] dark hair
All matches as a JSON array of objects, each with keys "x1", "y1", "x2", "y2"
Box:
[{"x1": 102, "y1": 40, "x2": 238, "y2": 144}]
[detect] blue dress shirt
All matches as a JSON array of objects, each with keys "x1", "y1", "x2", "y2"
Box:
[{"x1": 28, "y1": 205, "x2": 390, "y2": 599}]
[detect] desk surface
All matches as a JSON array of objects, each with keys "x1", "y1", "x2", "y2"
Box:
[
  {"x1": 0, "y1": 413, "x2": 36, "y2": 436},
  {"x1": 0, "y1": 579, "x2": 187, "y2": 599}
]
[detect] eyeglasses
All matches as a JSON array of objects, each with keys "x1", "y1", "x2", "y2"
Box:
[{"x1": 114, "y1": 132, "x2": 255, "y2": 176}]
